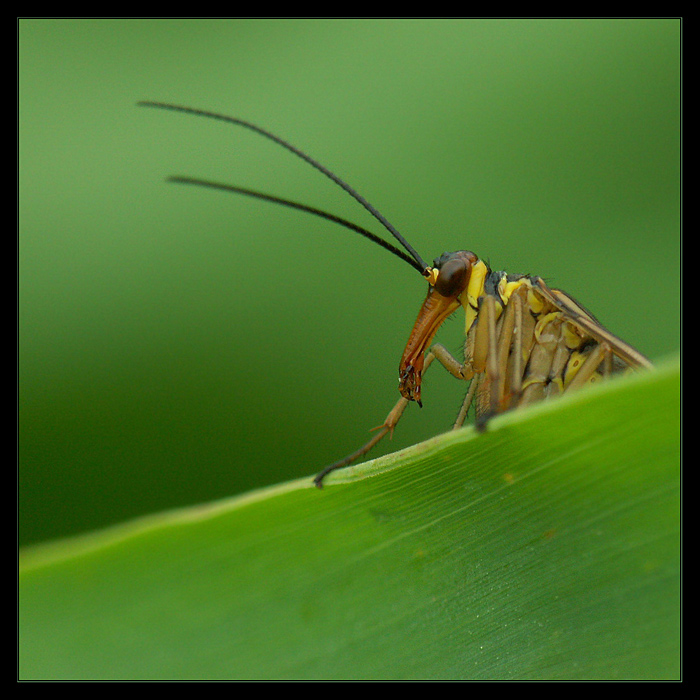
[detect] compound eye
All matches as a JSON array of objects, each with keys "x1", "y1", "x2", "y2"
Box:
[{"x1": 434, "y1": 257, "x2": 470, "y2": 297}]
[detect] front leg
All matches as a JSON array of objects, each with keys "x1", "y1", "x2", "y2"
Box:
[{"x1": 313, "y1": 344, "x2": 470, "y2": 488}]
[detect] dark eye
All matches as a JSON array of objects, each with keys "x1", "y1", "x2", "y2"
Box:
[{"x1": 434, "y1": 258, "x2": 470, "y2": 297}]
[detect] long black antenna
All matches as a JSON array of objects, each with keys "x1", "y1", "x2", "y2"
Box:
[
  {"x1": 168, "y1": 176, "x2": 425, "y2": 273},
  {"x1": 138, "y1": 101, "x2": 429, "y2": 274}
]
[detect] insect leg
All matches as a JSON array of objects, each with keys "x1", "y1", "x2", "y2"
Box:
[
  {"x1": 565, "y1": 342, "x2": 611, "y2": 391},
  {"x1": 493, "y1": 290, "x2": 518, "y2": 411},
  {"x1": 426, "y1": 343, "x2": 470, "y2": 380},
  {"x1": 470, "y1": 286, "x2": 530, "y2": 427},
  {"x1": 472, "y1": 293, "x2": 501, "y2": 429},
  {"x1": 312, "y1": 402, "x2": 407, "y2": 488},
  {"x1": 453, "y1": 376, "x2": 479, "y2": 429},
  {"x1": 314, "y1": 365, "x2": 429, "y2": 488},
  {"x1": 506, "y1": 289, "x2": 524, "y2": 407},
  {"x1": 314, "y1": 344, "x2": 468, "y2": 488},
  {"x1": 423, "y1": 342, "x2": 481, "y2": 429}
]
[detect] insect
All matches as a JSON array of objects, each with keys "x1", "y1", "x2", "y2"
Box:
[{"x1": 139, "y1": 101, "x2": 653, "y2": 488}]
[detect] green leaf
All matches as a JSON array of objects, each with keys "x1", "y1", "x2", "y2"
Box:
[{"x1": 19, "y1": 357, "x2": 680, "y2": 680}]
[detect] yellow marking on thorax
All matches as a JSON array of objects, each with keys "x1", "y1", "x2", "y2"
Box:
[
  {"x1": 563, "y1": 322, "x2": 585, "y2": 350},
  {"x1": 534, "y1": 311, "x2": 562, "y2": 342},
  {"x1": 527, "y1": 287, "x2": 545, "y2": 315},
  {"x1": 460, "y1": 260, "x2": 488, "y2": 333},
  {"x1": 500, "y1": 277, "x2": 531, "y2": 304}
]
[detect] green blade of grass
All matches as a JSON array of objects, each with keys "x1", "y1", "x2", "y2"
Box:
[{"x1": 19, "y1": 357, "x2": 680, "y2": 680}]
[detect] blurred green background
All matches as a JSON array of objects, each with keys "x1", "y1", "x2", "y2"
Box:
[{"x1": 19, "y1": 19, "x2": 680, "y2": 547}]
